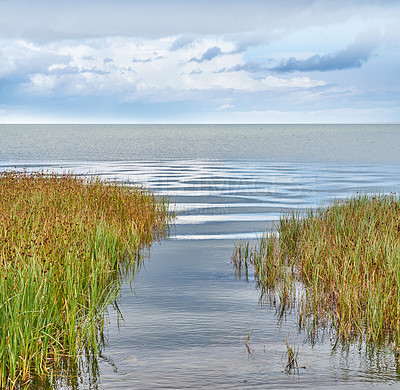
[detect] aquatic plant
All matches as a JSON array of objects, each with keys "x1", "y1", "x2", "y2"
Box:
[
  {"x1": 232, "y1": 194, "x2": 400, "y2": 346},
  {"x1": 245, "y1": 329, "x2": 253, "y2": 355},
  {"x1": 0, "y1": 171, "x2": 172, "y2": 388},
  {"x1": 282, "y1": 336, "x2": 299, "y2": 374}
]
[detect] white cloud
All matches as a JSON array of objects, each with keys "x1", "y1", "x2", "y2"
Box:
[
  {"x1": 261, "y1": 76, "x2": 326, "y2": 88},
  {"x1": 3, "y1": 36, "x2": 325, "y2": 104},
  {"x1": 216, "y1": 104, "x2": 234, "y2": 111}
]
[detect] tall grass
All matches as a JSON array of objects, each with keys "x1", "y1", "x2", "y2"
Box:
[
  {"x1": 232, "y1": 194, "x2": 400, "y2": 346},
  {"x1": 0, "y1": 171, "x2": 172, "y2": 388}
]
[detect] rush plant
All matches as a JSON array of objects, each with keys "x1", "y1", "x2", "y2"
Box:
[
  {"x1": 232, "y1": 194, "x2": 400, "y2": 346},
  {"x1": 0, "y1": 171, "x2": 172, "y2": 388}
]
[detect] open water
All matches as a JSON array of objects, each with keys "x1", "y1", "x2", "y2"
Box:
[{"x1": 1, "y1": 124, "x2": 400, "y2": 388}]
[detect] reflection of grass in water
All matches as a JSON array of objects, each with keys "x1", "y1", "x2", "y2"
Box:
[
  {"x1": 0, "y1": 171, "x2": 172, "y2": 388},
  {"x1": 232, "y1": 194, "x2": 400, "y2": 353},
  {"x1": 30, "y1": 350, "x2": 102, "y2": 390}
]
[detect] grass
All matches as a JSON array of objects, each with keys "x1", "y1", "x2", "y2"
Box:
[
  {"x1": 245, "y1": 329, "x2": 253, "y2": 355},
  {"x1": 232, "y1": 194, "x2": 400, "y2": 347},
  {"x1": 282, "y1": 336, "x2": 299, "y2": 374},
  {"x1": 0, "y1": 171, "x2": 172, "y2": 388}
]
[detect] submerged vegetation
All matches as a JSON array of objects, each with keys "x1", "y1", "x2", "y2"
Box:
[
  {"x1": 233, "y1": 194, "x2": 400, "y2": 347},
  {"x1": 0, "y1": 171, "x2": 172, "y2": 388}
]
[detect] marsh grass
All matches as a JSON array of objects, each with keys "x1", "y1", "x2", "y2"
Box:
[
  {"x1": 232, "y1": 194, "x2": 400, "y2": 347},
  {"x1": 0, "y1": 171, "x2": 172, "y2": 388},
  {"x1": 245, "y1": 329, "x2": 253, "y2": 356},
  {"x1": 282, "y1": 336, "x2": 299, "y2": 374}
]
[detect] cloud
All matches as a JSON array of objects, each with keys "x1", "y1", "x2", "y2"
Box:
[
  {"x1": 170, "y1": 36, "x2": 195, "y2": 51},
  {"x1": 190, "y1": 47, "x2": 222, "y2": 63},
  {"x1": 0, "y1": 6, "x2": 398, "y2": 125},
  {"x1": 47, "y1": 65, "x2": 110, "y2": 76},
  {"x1": 271, "y1": 28, "x2": 381, "y2": 73},
  {"x1": 0, "y1": 41, "x2": 71, "y2": 79},
  {"x1": 233, "y1": 35, "x2": 271, "y2": 53},
  {"x1": 216, "y1": 103, "x2": 234, "y2": 111},
  {"x1": 218, "y1": 61, "x2": 268, "y2": 74},
  {"x1": 132, "y1": 58, "x2": 152, "y2": 63},
  {"x1": 0, "y1": 36, "x2": 333, "y2": 107},
  {"x1": 25, "y1": 68, "x2": 139, "y2": 98},
  {"x1": 132, "y1": 56, "x2": 163, "y2": 63},
  {"x1": 261, "y1": 76, "x2": 326, "y2": 88},
  {"x1": 2, "y1": 0, "x2": 388, "y2": 41}
]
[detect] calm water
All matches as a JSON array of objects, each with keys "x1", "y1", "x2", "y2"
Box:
[{"x1": 1, "y1": 124, "x2": 400, "y2": 389}]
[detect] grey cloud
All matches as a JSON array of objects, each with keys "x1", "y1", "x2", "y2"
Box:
[
  {"x1": 132, "y1": 58, "x2": 151, "y2": 63},
  {"x1": 191, "y1": 47, "x2": 222, "y2": 63},
  {"x1": 232, "y1": 34, "x2": 272, "y2": 53},
  {"x1": 217, "y1": 29, "x2": 381, "y2": 75},
  {"x1": 0, "y1": 0, "x2": 382, "y2": 41},
  {"x1": 103, "y1": 57, "x2": 113, "y2": 63},
  {"x1": 170, "y1": 36, "x2": 195, "y2": 51},
  {"x1": 83, "y1": 55, "x2": 95, "y2": 60},
  {"x1": 132, "y1": 56, "x2": 163, "y2": 63},
  {"x1": 271, "y1": 28, "x2": 381, "y2": 73},
  {"x1": 222, "y1": 61, "x2": 268, "y2": 73}
]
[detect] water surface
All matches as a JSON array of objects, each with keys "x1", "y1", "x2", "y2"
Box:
[{"x1": 1, "y1": 124, "x2": 400, "y2": 388}]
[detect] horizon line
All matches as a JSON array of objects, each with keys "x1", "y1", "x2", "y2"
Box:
[{"x1": 1, "y1": 122, "x2": 399, "y2": 125}]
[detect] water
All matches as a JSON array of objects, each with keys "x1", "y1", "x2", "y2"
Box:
[{"x1": 1, "y1": 124, "x2": 400, "y2": 388}]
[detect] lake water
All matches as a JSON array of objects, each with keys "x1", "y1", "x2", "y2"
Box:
[{"x1": 1, "y1": 124, "x2": 400, "y2": 389}]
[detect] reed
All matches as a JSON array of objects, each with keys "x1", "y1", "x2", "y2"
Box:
[
  {"x1": 232, "y1": 194, "x2": 400, "y2": 346},
  {"x1": 0, "y1": 171, "x2": 172, "y2": 388},
  {"x1": 282, "y1": 336, "x2": 299, "y2": 374}
]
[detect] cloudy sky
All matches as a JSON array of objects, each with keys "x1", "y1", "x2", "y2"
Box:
[{"x1": 0, "y1": 0, "x2": 399, "y2": 123}]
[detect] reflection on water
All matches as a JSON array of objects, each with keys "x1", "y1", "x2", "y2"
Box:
[
  {"x1": 30, "y1": 349, "x2": 101, "y2": 390},
  {"x1": 330, "y1": 342, "x2": 400, "y2": 382}
]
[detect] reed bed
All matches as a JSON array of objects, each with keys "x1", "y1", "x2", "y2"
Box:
[
  {"x1": 232, "y1": 194, "x2": 400, "y2": 346},
  {"x1": 0, "y1": 171, "x2": 172, "y2": 388}
]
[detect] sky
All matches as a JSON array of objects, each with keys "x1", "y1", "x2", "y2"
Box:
[{"x1": 0, "y1": 0, "x2": 399, "y2": 124}]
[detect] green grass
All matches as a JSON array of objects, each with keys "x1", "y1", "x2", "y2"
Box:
[
  {"x1": 0, "y1": 171, "x2": 172, "y2": 388},
  {"x1": 232, "y1": 194, "x2": 400, "y2": 346}
]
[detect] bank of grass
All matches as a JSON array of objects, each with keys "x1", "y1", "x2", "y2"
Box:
[
  {"x1": 0, "y1": 171, "x2": 172, "y2": 388},
  {"x1": 233, "y1": 194, "x2": 400, "y2": 345}
]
